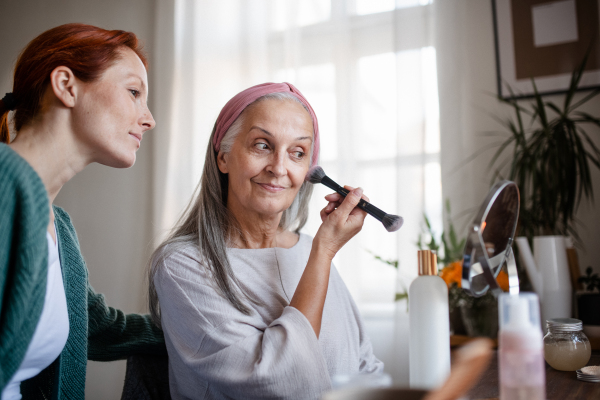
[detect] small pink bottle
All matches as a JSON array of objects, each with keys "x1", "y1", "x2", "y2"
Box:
[{"x1": 498, "y1": 293, "x2": 546, "y2": 400}]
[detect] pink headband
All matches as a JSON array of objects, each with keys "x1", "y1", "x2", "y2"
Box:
[{"x1": 212, "y1": 82, "x2": 320, "y2": 167}]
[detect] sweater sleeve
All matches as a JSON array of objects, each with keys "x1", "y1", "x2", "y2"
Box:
[
  {"x1": 155, "y1": 250, "x2": 331, "y2": 400},
  {"x1": 0, "y1": 146, "x2": 49, "y2": 391},
  {"x1": 356, "y1": 307, "x2": 384, "y2": 374},
  {"x1": 87, "y1": 286, "x2": 167, "y2": 360}
]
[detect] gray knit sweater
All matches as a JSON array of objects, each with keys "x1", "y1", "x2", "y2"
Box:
[{"x1": 154, "y1": 234, "x2": 383, "y2": 400}]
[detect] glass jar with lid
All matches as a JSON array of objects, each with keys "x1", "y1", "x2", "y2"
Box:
[{"x1": 543, "y1": 318, "x2": 591, "y2": 371}]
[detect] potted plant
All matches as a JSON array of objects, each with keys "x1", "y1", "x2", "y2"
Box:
[
  {"x1": 489, "y1": 58, "x2": 600, "y2": 320},
  {"x1": 490, "y1": 57, "x2": 600, "y2": 239}
]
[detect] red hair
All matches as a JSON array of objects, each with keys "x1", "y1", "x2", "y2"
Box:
[{"x1": 0, "y1": 23, "x2": 148, "y2": 143}]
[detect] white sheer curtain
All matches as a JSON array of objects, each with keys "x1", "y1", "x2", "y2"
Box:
[{"x1": 152, "y1": 0, "x2": 442, "y2": 308}]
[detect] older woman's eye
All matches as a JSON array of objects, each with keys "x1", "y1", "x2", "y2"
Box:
[
  {"x1": 292, "y1": 151, "x2": 305, "y2": 159},
  {"x1": 255, "y1": 143, "x2": 269, "y2": 150},
  {"x1": 130, "y1": 89, "x2": 141, "y2": 98}
]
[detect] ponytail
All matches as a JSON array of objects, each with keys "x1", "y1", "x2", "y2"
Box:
[
  {"x1": 0, "y1": 109, "x2": 9, "y2": 144},
  {"x1": 0, "y1": 93, "x2": 16, "y2": 144}
]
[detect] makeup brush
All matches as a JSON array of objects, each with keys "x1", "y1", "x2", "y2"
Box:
[{"x1": 305, "y1": 166, "x2": 404, "y2": 232}]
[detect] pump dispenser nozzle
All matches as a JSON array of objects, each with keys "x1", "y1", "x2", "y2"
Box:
[
  {"x1": 418, "y1": 250, "x2": 438, "y2": 276},
  {"x1": 499, "y1": 293, "x2": 541, "y2": 332}
]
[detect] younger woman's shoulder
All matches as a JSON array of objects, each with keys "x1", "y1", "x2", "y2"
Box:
[
  {"x1": 0, "y1": 145, "x2": 49, "y2": 235},
  {"x1": 0, "y1": 144, "x2": 47, "y2": 204}
]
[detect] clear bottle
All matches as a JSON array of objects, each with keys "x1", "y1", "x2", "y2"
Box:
[
  {"x1": 498, "y1": 293, "x2": 545, "y2": 400},
  {"x1": 543, "y1": 318, "x2": 591, "y2": 371},
  {"x1": 409, "y1": 250, "x2": 450, "y2": 390}
]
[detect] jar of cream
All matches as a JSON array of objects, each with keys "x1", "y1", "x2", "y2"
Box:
[{"x1": 543, "y1": 318, "x2": 591, "y2": 371}]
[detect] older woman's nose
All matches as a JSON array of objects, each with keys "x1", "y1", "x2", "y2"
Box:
[{"x1": 267, "y1": 152, "x2": 286, "y2": 177}]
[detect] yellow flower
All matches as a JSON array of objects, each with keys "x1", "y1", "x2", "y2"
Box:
[
  {"x1": 439, "y1": 260, "x2": 463, "y2": 288},
  {"x1": 496, "y1": 270, "x2": 510, "y2": 292},
  {"x1": 439, "y1": 260, "x2": 510, "y2": 292}
]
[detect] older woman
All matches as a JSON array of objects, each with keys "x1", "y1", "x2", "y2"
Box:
[
  {"x1": 0, "y1": 24, "x2": 165, "y2": 400},
  {"x1": 150, "y1": 83, "x2": 383, "y2": 399}
]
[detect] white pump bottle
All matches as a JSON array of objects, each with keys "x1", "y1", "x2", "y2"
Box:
[{"x1": 409, "y1": 250, "x2": 451, "y2": 390}]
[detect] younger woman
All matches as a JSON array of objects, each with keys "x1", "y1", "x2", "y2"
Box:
[{"x1": 0, "y1": 23, "x2": 165, "y2": 400}]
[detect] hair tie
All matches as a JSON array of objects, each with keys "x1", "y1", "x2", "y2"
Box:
[{"x1": 2, "y1": 93, "x2": 16, "y2": 111}]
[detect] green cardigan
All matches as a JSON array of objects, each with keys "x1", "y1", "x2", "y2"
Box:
[{"x1": 0, "y1": 144, "x2": 166, "y2": 399}]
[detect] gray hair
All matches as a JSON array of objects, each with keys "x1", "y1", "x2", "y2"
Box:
[{"x1": 148, "y1": 92, "x2": 315, "y2": 325}]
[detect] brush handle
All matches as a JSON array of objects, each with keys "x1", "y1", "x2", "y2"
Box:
[{"x1": 320, "y1": 176, "x2": 387, "y2": 222}]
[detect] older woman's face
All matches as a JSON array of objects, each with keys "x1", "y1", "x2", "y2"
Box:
[{"x1": 217, "y1": 99, "x2": 313, "y2": 219}]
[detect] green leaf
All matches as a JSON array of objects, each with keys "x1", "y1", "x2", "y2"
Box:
[
  {"x1": 545, "y1": 101, "x2": 563, "y2": 117},
  {"x1": 395, "y1": 292, "x2": 408, "y2": 302},
  {"x1": 564, "y1": 51, "x2": 589, "y2": 111},
  {"x1": 569, "y1": 88, "x2": 600, "y2": 111},
  {"x1": 531, "y1": 80, "x2": 548, "y2": 128},
  {"x1": 367, "y1": 249, "x2": 399, "y2": 269},
  {"x1": 424, "y1": 213, "x2": 432, "y2": 230}
]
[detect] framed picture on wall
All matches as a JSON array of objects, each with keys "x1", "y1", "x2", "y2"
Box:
[{"x1": 492, "y1": 0, "x2": 600, "y2": 99}]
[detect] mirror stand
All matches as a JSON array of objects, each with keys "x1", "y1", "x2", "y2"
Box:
[
  {"x1": 505, "y1": 247, "x2": 519, "y2": 295},
  {"x1": 463, "y1": 229, "x2": 520, "y2": 298},
  {"x1": 461, "y1": 181, "x2": 521, "y2": 298}
]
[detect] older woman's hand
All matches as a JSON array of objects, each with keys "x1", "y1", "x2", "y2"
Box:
[
  {"x1": 315, "y1": 185, "x2": 369, "y2": 259},
  {"x1": 291, "y1": 185, "x2": 369, "y2": 337}
]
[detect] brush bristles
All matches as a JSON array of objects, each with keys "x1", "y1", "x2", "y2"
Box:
[
  {"x1": 382, "y1": 214, "x2": 403, "y2": 232},
  {"x1": 305, "y1": 166, "x2": 326, "y2": 184}
]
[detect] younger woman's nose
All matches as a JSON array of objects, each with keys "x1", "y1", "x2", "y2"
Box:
[{"x1": 141, "y1": 106, "x2": 156, "y2": 131}]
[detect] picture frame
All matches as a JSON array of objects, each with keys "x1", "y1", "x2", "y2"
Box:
[{"x1": 492, "y1": 0, "x2": 600, "y2": 100}]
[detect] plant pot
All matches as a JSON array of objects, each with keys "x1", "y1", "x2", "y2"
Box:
[
  {"x1": 460, "y1": 303, "x2": 498, "y2": 339},
  {"x1": 515, "y1": 236, "x2": 572, "y2": 324},
  {"x1": 576, "y1": 292, "x2": 600, "y2": 325},
  {"x1": 449, "y1": 307, "x2": 467, "y2": 336}
]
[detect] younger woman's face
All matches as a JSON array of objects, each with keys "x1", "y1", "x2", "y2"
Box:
[
  {"x1": 217, "y1": 98, "x2": 313, "y2": 220},
  {"x1": 73, "y1": 47, "x2": 155, "y2": 168}
]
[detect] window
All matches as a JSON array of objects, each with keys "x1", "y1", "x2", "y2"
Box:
[{"x1": 266, "y1": 0, "x2": 442, "y2": 305}]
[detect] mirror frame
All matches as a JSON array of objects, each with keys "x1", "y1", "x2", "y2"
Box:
[{"x1": 461, "y1": 181, "x2": 520, "y2": 297}]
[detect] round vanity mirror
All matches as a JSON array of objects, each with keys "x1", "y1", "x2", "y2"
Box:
[{"x1": 461, "y1": 181, "x2": 520, "y2": 297}]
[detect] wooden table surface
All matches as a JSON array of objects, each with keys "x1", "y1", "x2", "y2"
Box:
[{"x1": 467, "y1": 350, "x2": 600, "y2": 399}]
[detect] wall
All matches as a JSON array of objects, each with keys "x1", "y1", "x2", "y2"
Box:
[
  {"x1": 0, "y1": 1, "x2": 156, "y2": 399},
  {"x1": 436, "y1": 0, "x2": 600, "y2": 276}
]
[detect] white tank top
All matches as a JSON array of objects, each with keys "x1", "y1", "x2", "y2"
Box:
[{"x1": 2, "y1": 226, "x2": 70, "y2": 400}]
